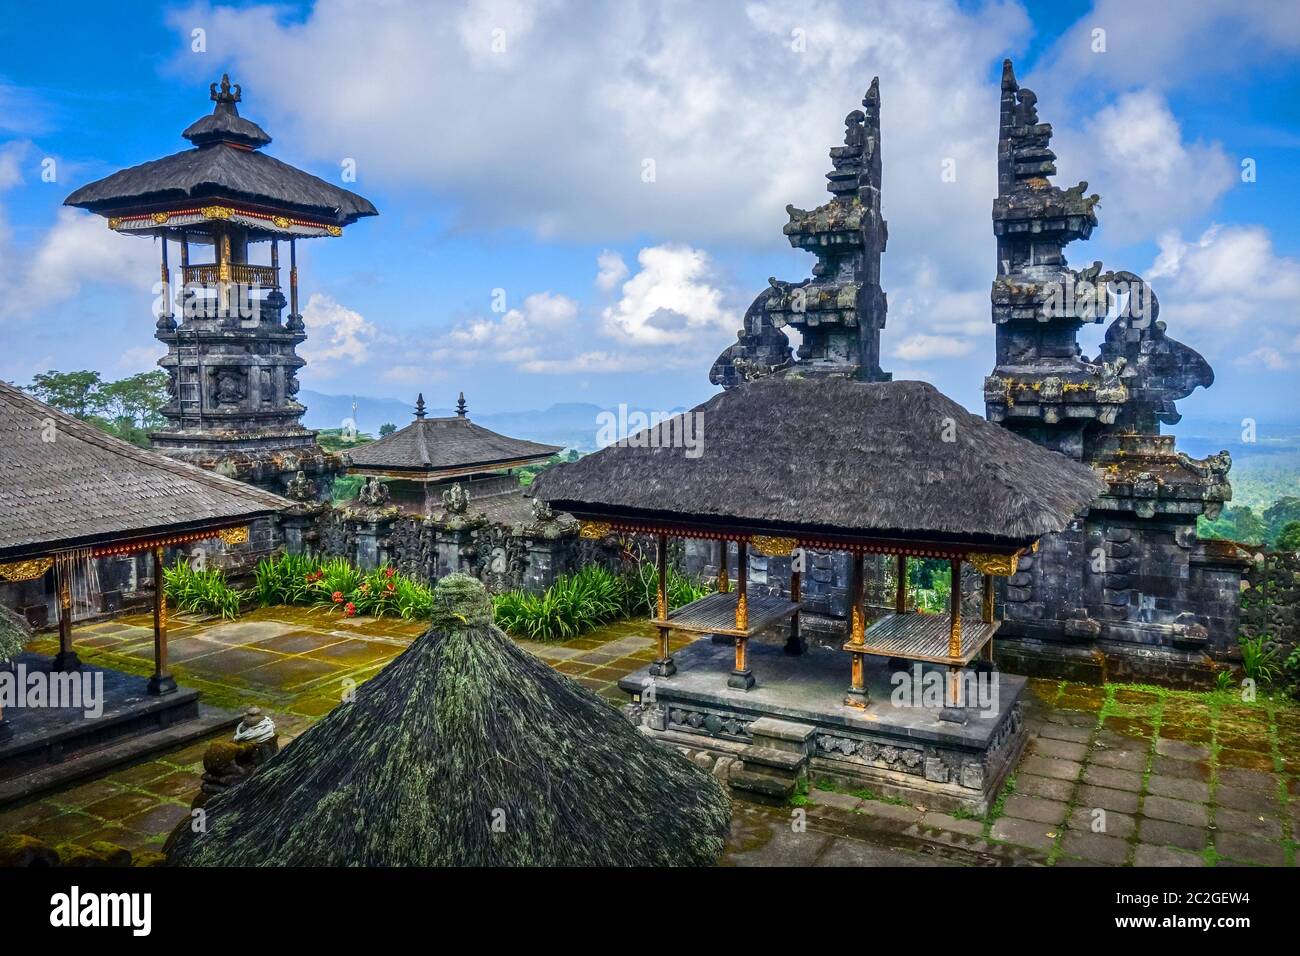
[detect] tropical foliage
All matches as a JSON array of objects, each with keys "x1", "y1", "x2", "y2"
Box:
[
  {"x1": 251, "y1": 553, "x2": 432, "y2": 621},
  {"x1": 493, "y1": 563, "x2": 711, "y2": 641},
  {"x1": 163, "y1": 563, "x2": 244, "y2": 620},
  {"x1": 25, "y1": 369, "x2": 168, "y2": 447}
]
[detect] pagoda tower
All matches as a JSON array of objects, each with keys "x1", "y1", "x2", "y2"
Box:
[
  {"x1": 711, "y1": 78, "x2": 890, "y2": 386},
  {"x1": 65, "y1": 75, "x2": 377, "y2": 492},
  {"x1": 983, "y1": 61, "x2": 1243, "y2": 676}
]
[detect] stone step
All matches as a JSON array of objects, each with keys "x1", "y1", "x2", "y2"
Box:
[
  {"x1": 747, "y1": 716, "x2": 817, "y2": 755},
  {"x1": 731, "y1": 768, "x2": 797, "y2": 802},
  {"x1": 738, "y1": 745, "x2": 806, "y2": 774}
]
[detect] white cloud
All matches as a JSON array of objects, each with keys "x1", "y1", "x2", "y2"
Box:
[
  {"x1": 117, "y1": 344, "x2": 165, "y2": 372},
  {"x1": 298, "y1": 293, "x2": 378, "y2": 374},
  {"x1": 595, "y1": 250, "x2": 629, "y2": 291},
  {"x1": 1145, "y1": 224, "x2": 1300, "y2": 370},
  {"x1": 446, "y1": 290, "x2": 579, "y2": 364},
  {"x1": 891, "y1": 333, "x2": 975, "y2": 362},
  {"x1": 1053, "y1": 92, "x2": 1235, "y2": 244},
  {"x1": 600, "y1": 244, "x2": 735, "y2": 347}
]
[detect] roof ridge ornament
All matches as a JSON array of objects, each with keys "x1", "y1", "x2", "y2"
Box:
[
  {"x1": 210, "y1": 73, "x2": 242, "y2": 108},
  {"x1": 414, "y1": 393, "x2": 426, "y2": 420},
  {"x1": 456, "y1": 392, "x2": 467, "y2": 417}
]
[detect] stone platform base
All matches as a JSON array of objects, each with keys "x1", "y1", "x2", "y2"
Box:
[
  {"x1": 0, "y1": 654, "x2": 239, "y2": 807},
  {"x1": 619, "y1": 638, "x2": 1027, "y2": 815}
]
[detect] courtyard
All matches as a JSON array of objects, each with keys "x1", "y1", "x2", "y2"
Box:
[{"x1": 2, "y1": 608, "x2": 1295, "y2": 867}]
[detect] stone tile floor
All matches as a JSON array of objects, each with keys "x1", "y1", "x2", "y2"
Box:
[{"x1": 3, "y1": 610, "x2": 1297, "y2": 866}]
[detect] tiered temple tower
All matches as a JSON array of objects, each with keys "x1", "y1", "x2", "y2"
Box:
[
  {"x1": 65, "y1": 75, "x2": 377, "y2": 493},
  {"x1": 984, "y1": 61, "x2": 1243, "y2": 679},
  {"x1": 711, "y1": 78, "x2": 890, "y2": 386}
]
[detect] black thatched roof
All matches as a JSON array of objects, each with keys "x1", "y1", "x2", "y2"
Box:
[
  {"x1": 0, "y1": 383, "x2": 291, "y2": 562},
  {"x1": 0, "y1": 604, "x2": 31, "y2": 663},
  {"x1": 536, "y1": 378, "x2": 1105, "y2": 549},
  {"x1": 167, "y1": 574, "x2": 731, "y2": 866},
  {"x1": 64, "y1": 77, "x2": 376, "y2": 225},
  {"x1": 349, "y1": 402, "x2": 561, "y2": 478}
]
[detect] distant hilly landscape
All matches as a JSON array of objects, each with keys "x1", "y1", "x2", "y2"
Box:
[{"x1": 300, "y1": 390, "x2": 675, "y2": 452}]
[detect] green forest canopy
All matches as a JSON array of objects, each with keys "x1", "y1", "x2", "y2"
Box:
[{"x1": 21, "y1": 369, "x2": 168, "y2": 447}]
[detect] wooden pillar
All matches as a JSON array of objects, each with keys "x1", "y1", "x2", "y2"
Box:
[
  {"x1": 650, "y1": 533, "x2": 675, "y2": 677},
  {"x1": 982, "y1": 572, "x2": 995, "y2": 664},
  {"x1": 177, "y1": 230, "x2": 190, "y2": 317},
  {"x1": 942, "y1": 557, "x2": 965, "y2": 721},
  {"x1": 217, "y1": 228, "x2": 232, "y2": 314},
  {"x1": 728, "y1": 540, "x2": 754, "y2": 689},
  {"x1": 52, "y1": 562, "x2": 79, "y2": 672},
  {"x1": 270, "y1": 239, "x2": 280, "y2": 289},
  {"x1": 784, "y1": 561, "x2": 803, "y2": 655},
  {"x1": 894, "y1": 553, "x2": 907, "y2": 614},
  {"x1": 159, "y1": 234, "x2": 173, "y2": 328},
  {"x1": 844, "y1": 551, "x2": 868, "y2": 708},
  {"x1": 148, "y1": 547, "x2": 176, "y2": 695},
  {"x1": 716, "y1": 539, "x2": 729, "y2": 593},
  {"x1": 289, "y1": 238, "x2": 300, "y2": 320}
]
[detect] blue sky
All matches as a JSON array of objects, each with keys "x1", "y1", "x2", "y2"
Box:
[{"x1": 1, "y1": 0, "x2": 1297, "y2": 438}]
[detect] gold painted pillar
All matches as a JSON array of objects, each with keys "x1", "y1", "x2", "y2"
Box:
[
  {"x1": 649, "y1": 533, "x2": 675, "y2": 677},
  {"x1": 843, "y1": 551, "x2": 868, "y2": 708},
  {"x1": 981, "y1": 572, "x2": 996, "y2": 665},
  {"x1": 716, "y1": 539, "x2": 729, "y2": 593},
  {"x1": 148, "y1": 547, "x2": 176, "y2": 695},
  {"x1": 52, "y1": 563, "x2": 79, "y2": 672},
  {"x1": 289, "y1": 238, "x2": 300, "y2": 322},
  {"x1": 727, "y1": 540, "x2": 754, "y2": 689},
  {"x1": 217, "y1": 227, "x2": 232, "y2": 315},
  {"x1": 942, "y1": 557, "x2": 965, "y2": 720}
]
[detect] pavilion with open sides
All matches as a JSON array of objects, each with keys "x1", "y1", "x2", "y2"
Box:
[
  {"x1": 0, "y1": 382, "x2": 290, "y2": 802},
  {"x1": 537, "y1": 378, "x2": 1103, "y2": 812}
]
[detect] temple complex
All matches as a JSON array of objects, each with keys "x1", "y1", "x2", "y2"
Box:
[
  {"x1": 65, "y1": 75, "x2": 377, "y2": 494},
  {"x1": 983, "y1": 61, "x2": 1246, "y2": 681}
]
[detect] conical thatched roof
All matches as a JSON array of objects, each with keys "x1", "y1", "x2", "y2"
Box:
[
  {"x1": 168, "y1": 575, "x2": 731, "y2": 867},
  {"x1": 0, "y1": 604, "x2": 31, "y2": 663}
]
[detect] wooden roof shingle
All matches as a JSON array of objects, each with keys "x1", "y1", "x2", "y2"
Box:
[
  {"x1": 0, "y1": 382, "x2": 292, "y2": 561},
  {"x1": 349, "y1": 414, "x2": 561, "y2": 479}
]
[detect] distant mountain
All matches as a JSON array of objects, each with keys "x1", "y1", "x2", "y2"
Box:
[{"x1": 299, "y1": 391, "x2": 641, "y2": 451}]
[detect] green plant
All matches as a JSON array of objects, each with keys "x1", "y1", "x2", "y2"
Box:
[
  {"x1": 1214, "y1": 669, "x2": 1235, "y2": 692},
  {"x1": 618, "y1": 562, "x2": 711, "y2": 617},
  {"x1": 253, "y1": 552, "x2": 321, "y2": 607},
  {"x1": 164, "y1": 562, "x2": 244, "y2": 620},
  {"x1": 1238, "y1": 634, "x2": 1281, "y2": 685}
]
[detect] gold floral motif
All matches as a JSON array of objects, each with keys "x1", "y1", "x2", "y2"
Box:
[
  {"x1": 967, "y1": 551, "x2": 1021, "y2": 576},
  {"x1": 750, "y1": 535, "x2": 798, "y2": 557},
  {"x1": 326, "y1": 225, "x2": 342, "y2": 237},
  {"x1": 107, "y1": 217, "x2": 122, "y2": 230},
  {"x1": 0, "y1": 557, "x2": 53, "y2": 582},
  {"x1": 151, "y1": 211, "x2": 170, "y2": 224},
  {"x1": 578, "y1": 520, "x2": 612, "y2": 540},
  {"x1": 217, "y1": 525, "x2": 249, "y2": 545},
  {"x1": 273, "y1": 216, "x2": 291, "y2": 229},
  {"x1": 201, "y1": 205, "x2": 233, "y2": 220},
  {"x1": 735, "y1": 591, "x2": 749, "y2": 630}
]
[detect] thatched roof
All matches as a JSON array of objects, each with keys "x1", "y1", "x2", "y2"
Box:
[
  {"x1": 0, "y1": 604, "x2": 31, "y2": 663},
  {"x1": 349, "y1": 400, "x2": 561, "y2": 479},
  {"x1": 0, "y1": 383, "x2": 291, "y2": 562},
  {"x1": 536, "y1": 378, "x2": 1105, "y2": 549},
  {"x1": 64, "y1": 79, "x2": 376, "y2": 226},
  {"x1": 167, "y1": 575, "x2": 731, "y2": 866}
]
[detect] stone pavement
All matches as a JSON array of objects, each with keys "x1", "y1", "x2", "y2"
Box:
[{"x1": 2, "y1": 613, "x2": 1296, "y2": 866}]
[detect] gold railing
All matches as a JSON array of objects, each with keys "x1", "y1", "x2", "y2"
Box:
[{"x1": 181, "y1": 263, "x2": 279, "y2": 289}]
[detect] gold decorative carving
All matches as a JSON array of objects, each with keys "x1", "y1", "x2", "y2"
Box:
[
  {"x1": 735, "y1": 591, "x2": 749, "y2": 630},
  {"x1": 0, "y1": 557, "x2": 53, "y2": 582},
  {"x1": 578, "y1": 520, "x2": 612, "y2": 540},
  {"x1": 273, "y1": 216, "x2": 291, "y2": 229},
  {"x1": 201, "y1": 205, "x2": 233, "y2": 220},
  {"x1": 107, "y1": 217, "x2": 122, "y2": 230},
  {"x1": 326, "y1": 225, "x2": 342, "y2": 237},
  {"x1": 967, "y1": 551, "x2": 1021, "y2": 576},
  {"x1": 218, "y1": 525, "x2": 249, "y2": 545},
  {"x1": 750, "y1": 535, "x2": 798, "y2": 557},
  {"x1": 151, "y1": 211, "x2": 170, "y2": 224},
  {"x1": 849, "y1": 604, "x2": 865, "y2": 645}
]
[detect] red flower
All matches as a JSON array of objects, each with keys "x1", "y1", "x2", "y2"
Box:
[
  {"x1": 344, "y1": 602, "x2": 357, "y2": 617},
  {"x1": 359, "y1": 583, "x2": 370, "y2": 593},
  {"x1": 385, "y1": 582, "x2": 396, "y2": 593},
  {"x1": 384, "y1": 567, "x2": 397, "y2": 578},
  {"x1": 332, "y1": 591, "x2": 344, "y2": 603}
]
